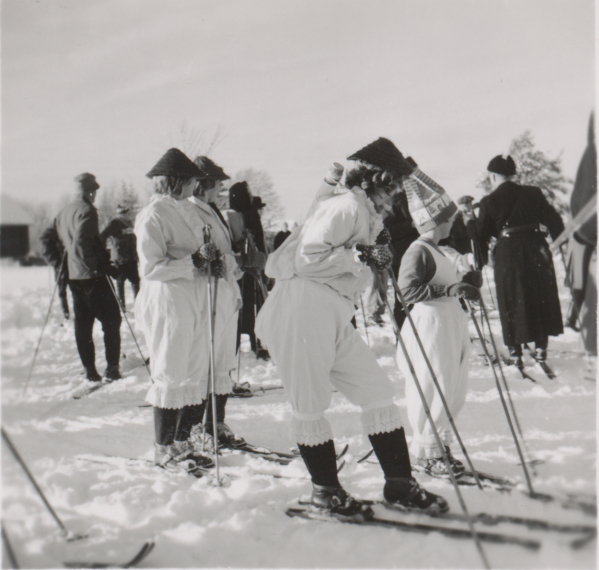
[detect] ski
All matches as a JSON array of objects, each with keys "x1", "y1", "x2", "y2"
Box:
[
  {"x1": 229, "y1": 385, "x2": 285, "y2": 398},
  {"x1": 285, "y1": 507, "x2": 541, "y2": 550},
  {"x1": 524, "y1": 345, "x2": 556, "y2": 379},
  {"x1": 410, "y1": 465, "x2": 514, "y2": 492},
  {"x1": 220, "y1": 442, "x2": 299, "y2": 465},
  {"x1": 375, "y1": 501, "x2": 596, "y2": 534},
  {"x1": 72, "y1": 381, "x2": 106, "y2": 399},
  {"x1": 64, "y1": 541, "x2": 155, "y2": 568}
]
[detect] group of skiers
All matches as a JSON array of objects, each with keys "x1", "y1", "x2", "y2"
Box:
[{"x1": 43, "y1": 127, "x2": 590, "y2": 521}]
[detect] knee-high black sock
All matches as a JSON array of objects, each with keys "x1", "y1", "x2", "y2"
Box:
[
  {"x1": 369, "y1": 428, "x2": 412, "y2": 480},
  {"x1": 203, "y1": 394, "x2": 228, "y2": 430},
  {"x1": 298, "y1": 440, "x2": 340, "y2": 488},
  {"x1": 154, "y1": 407, "x2": 180, "y2": 446}
]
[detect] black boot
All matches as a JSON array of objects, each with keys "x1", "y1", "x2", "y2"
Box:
[
  {"x1": 298, "y1": 440, "x2": 373, "y2": 521},
  {"x1": 369, "y1": 428, "x2": 449, "y2": 514}
]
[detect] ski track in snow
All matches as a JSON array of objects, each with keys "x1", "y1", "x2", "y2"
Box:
[{"x1": 1, "y1": 265, "x2": 596, "y2": 569}]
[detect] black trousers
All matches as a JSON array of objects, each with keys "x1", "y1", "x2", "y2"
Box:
[
  {"x1": 115, "y1": 262, "x2": 140, "y2": 310},
  {"x1": 69, "y1": 277, "x2": 121, "y2": 370}
]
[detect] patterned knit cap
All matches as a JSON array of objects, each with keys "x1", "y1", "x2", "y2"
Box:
[
  {"x1": 403, "y1": 168, "x2": 457, "y2": 234},
  {"x1": 347, "y1": 137, "x2": 414, "y2": 177},
  {"x1": 146, "y1": 148, "x2": 202, "y2": 179},
  {"x1": 193, "y1": 156, "x2": 230, "y2": 181}
]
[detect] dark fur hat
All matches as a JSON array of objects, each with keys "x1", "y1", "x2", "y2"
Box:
[
  {"x1": 229, "y1": 181, "x2": 252, "y2": 212},
  {"x1": 487, "y1": 155, "x2": 517, "y2": 176},
  {"x1": 193, "y1": 156, "x2": 230, "y2": 181},
  {"x1": 347, "y1": 138, "x2": 414, "y2": 177},
  {"x1": 74, "y1": 173, "x2": 100, "y2": 191},
  {"x1": 146, "y1": 148, "x2": 202, "y2": 179}
]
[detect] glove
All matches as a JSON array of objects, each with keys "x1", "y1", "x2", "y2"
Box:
[
  {"x1": 240, "y1": 251, "x2": 267, "y2": 271},
  {"x1": 445, "y1": 282, "x2": 481, "y2": 302},
  {"x1": 192, "y1": 243, "x2": 220, "y2": 268},
  {"x1": 355, "y1": 243, "x2": 393, "y2": 271},
  {"x1": 210, "y1": 258, "x2": 227, "y2": 279},
  {"x1": 461, "y1": 270, "x2": 483, "y2": 288},
  {"x1": 375, "y1": 228, "x2": 392, "y2": 246}
]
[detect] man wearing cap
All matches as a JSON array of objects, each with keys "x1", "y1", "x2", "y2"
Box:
[
  {"x1": 396, "y1": 162, "x2": 481, "y2": 478},
  {"x1": 256, "y1": 138, "x2": 448, "y2": 520},
  {"x1": 54, "y1": 173, "x2": 122, "y2": 382},
  {"x1": 466, "y1": 155, "x2": 564, "y2": 368},
  {"x1": 100, "y1": 205, "x2": 140, "y2": 311}
]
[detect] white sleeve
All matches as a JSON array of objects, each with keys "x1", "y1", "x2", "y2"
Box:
[
  {"x1": 136, "y1": 213, "x2": 194, "y2": 282},
  {"x1": 295, "y1": 200, "x2": 364, "y2": 279},
  {"x1": 438, "y1": 246, "x2": 475, "y2": 277}
]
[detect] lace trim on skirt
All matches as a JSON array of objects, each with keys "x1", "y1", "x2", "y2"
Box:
[{"x1": 291, "y1": 417, "x2": 334, "y2": 447}]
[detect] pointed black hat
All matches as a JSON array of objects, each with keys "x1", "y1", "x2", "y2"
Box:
[
  {"x1": 347, "y1": 137, "x2": 414, "y2": 176},
  {"x1": 146, "y1": 148, "x2": 202, "y2": 179},
  {"x1": 193, "y1": 156, "x2": 230, "y2": 181},
  {"x1": 487, "y1": 155, "x2": 517, "y2": 176}
]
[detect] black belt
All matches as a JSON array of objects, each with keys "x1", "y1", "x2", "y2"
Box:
[{"x1": 499, "y1": 224, "x2": 539, "y2": 238}]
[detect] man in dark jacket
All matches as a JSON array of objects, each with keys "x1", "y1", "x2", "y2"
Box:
[
  {"x1": 466, "y1": 155, "x2": 565, "y2": 368},
  {"x1": 55, "y1": 173, "x2": 122, "y2": 382},
  {"x1": 100, "y1": 205, "x2": 140, "y2": 311}
]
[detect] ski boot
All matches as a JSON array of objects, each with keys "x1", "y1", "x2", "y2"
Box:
[
  {"x1": 310, "y1": 484, "x2": 374, "y2": 522},
  {"x1": 172, "y1": 440, "x2": 215, "y2": 469},
  {"x1": 210, "y1": 422, "x2": 246, "y2": 449},
  {"x1": 103, "y1": 365, "x2": 122, "y2": 381},
  {"x1": 416, "y1": 457, "x2": 463, "y2": 479},
  {"x1": 154, "y1": 443, "x2": 206, "y2": 475},
  {"x1": 444, "y1": 446, "x2": 465, "y2": 473},
  {"x1": 85, "y1": 366, "x2": 102, "y2": 382},
  {"x1": 534, "y1": 348, "x2": 547, "y2": 362},
  {"x1": 189, "y1": 424, "x2": 216, "y2": 455},
  {"x1": 384, "y1": 477, "x2": 449, "y2": 514}
]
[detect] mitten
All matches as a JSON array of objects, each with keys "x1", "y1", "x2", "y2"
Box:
[
  {"x1": 210, "y1": 257, "x2": 227, "y2": 279},
  {"x1": 240, "y1": 251, "x2": 267, "y2": 270},
  {"x1": 461, "y1": 270, "x2": 483, "y2": 288},
  {"x1": 355, "y1": 243, "x2": 393, "y2": 271},
  {"x1": 192, "y1": 243, "x2": 219, "y2": 268},
  {"x1": 445, "y1": 282, "x2": 481, "y2": 302},
  {"x1": 375, "y1": 228, "x2": 392, "y2": 245}
]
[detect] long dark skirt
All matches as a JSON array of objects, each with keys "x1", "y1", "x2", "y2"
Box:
[{"x1": 494, "y1": 234, "x2": 563, "y2": 346}]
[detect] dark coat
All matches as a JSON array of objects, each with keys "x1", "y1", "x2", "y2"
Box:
[
  {"x1": 384, "y1": 192, "x2": 420, "y2": 271},
  {"x1": 100, "y1": 217, "x2": 138, "y2": 266},
  {"x1": 55, "y1": 197, "x2": 111, "y2": 280},
  {"x1": 273, "y1": 230, "x2": 291, "y2": 251},
  {"x1": 467, "y1": 181, "x2": 565, "y2": 346}
]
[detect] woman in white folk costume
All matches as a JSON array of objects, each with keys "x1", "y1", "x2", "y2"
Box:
[
  {"x1": 256, "y1": 138, "x2": 449, "y2": 520},
  {"x1": 134, "y1": 149, "x2": 233, "y2": 473},
  {"x1": 396, "y1": 162, "x2": 482, "y2": 478},
  {"x1": 181, "y1": 156, "x2": 266, "y2": 448}
]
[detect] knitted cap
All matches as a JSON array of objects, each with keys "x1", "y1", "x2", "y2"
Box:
[
  {"x1": 74, "y1": 173, "x2": 99, "y2": 191},
  {"x1": 403, "y1": 169, "x2": 457, "y2": 233},
  {"x1": 347, "y1": 138, "x2": 414, "y2": 177},
  {"x1": 193, "y1": 156, "x2": 230, "y2": 181},
  {"x1": 146, "y1": 148, "x2": 202, "y2": 179},
  {"x1": 487, "y1": 155, "x2": 517, "y2": 176}
]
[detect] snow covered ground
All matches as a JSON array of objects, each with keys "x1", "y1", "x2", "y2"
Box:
[{"x1": 1, "y1": 263, "x2": 596, "y2": 569}]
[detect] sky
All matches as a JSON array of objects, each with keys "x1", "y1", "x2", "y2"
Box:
[{"x1": 1, "y1": 0, "x2": 596, "y2": 221}]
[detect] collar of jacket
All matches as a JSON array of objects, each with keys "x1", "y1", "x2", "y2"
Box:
[{"x1": 187, "y1": 195, "x2": 233, "y2": 243}]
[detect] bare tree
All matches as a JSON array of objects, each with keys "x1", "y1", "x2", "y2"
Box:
[
  {"x1": 477, "y1": 130, "x2": 571, "y2": 214},
  {"x1": 224, "y1": 168, "x2": 286, "y2": 230},
  {"x1": 96, "y1": 180, "x2": 143, "y2": 229},
  {"x1": 166, "y1": 121, "x2": 227, "y2": 159}
]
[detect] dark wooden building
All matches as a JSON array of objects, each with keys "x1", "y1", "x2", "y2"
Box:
[{"x1": 1, "y1": 194, "x2": 34, "y2": 258}]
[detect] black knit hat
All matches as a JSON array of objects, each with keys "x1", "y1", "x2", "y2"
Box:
[
  {"x1": 487, "y1": 155, "x2": 517, "y2": 176},
  {"x1": 347, "y1": 138, "x2": 414, "y2": 176},
  {"x1": 193, "y1": 156, "x2": 230, "y2": 181},
  {"x1": 146, "y1": 148, "x2": 202, "y2": 179}
]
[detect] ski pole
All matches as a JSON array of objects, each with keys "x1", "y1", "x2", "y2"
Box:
[
  {"x1": 2, "y1": 522, "x2": 20, "y2": 569},
  {"x1": 478, "y1": 298, "x2": 539, "y2": 479},
  {"x1": 235, "y1": 238, "x2": 248, "y2": 388},
  {"x1": 1, "y1": 428, "x2": 86, "y2": 541},
  {"x1": 23, "y1": 252, "x2": 67, "y2": 395},
  {"x1": 105, "y1": 276, "x2": 152, "y2": 383},
  {"x1": 359, "y1": 295, "x2": 370, "y2": 347},
  {"x1": 202, "y1": 225, "x2": 221, "y2": 485},
  {"x1": 380, "y1": 287, "x2": 491, "y2": 569},
  {"x1": 385, "y1": 268, "x2": 483, "y2": 490},
  {"x1": 468, "y1": 302, "x2": 536, "y2": 495}
]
